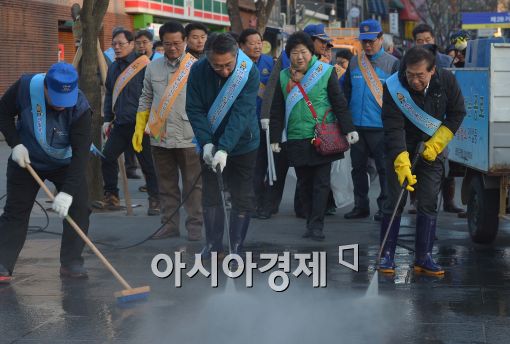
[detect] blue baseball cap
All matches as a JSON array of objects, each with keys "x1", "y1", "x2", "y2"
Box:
[
  {"x1": 303, "y1": 24, "x2": 331, "y2": 42},
  {"x1": 359, "y1": 19, "x2": 382, "y2": 40},
  {"x1": 45, "y1": 62, "x2": 79, "y2": 108}
]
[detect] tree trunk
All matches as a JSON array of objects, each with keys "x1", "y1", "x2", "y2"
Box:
[
  {"x1": 226, "y1": 0, "x2": 243, "y2": 34},
  {"x1": 256, "y1": 0, "x2": 277, "y2": 37},
  {"x1": 78, "y1": 0, "x2": 109, "y2": 202}
]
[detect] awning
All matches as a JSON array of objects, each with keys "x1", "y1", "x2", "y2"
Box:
[
  {"x1": 367, "y1": 0, "x2": 387, "y2": 16},
  {"x1": 400, "y1": 0, "x2": 420, "y2": 21},
  {"x1": 390, "y1": 0, "x2": 405, "y2": 9}
]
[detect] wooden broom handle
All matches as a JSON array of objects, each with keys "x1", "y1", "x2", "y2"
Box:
[{"x1": 26, "y1": 164, "x2": 132, "y2": 290}]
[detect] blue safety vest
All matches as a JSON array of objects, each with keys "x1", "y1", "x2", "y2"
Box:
[{"x1": 16, "y1": 74, "x2": 90, "y2": 170}]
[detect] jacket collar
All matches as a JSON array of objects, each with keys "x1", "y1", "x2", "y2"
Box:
[
  {"x1": 165, "y1": 52, "x2": 186, "y2": 67},
  {"x1": 120, "y1": 51, "x2": 138, "y2": 64}
]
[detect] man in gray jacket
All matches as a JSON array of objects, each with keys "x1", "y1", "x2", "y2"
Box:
[{"x1": 133, "y1": 21, "x2": 203, "y2": 241}]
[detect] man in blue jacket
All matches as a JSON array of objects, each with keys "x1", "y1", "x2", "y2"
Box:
[
  {"x1": 238, "y1": 28, "x2": 275, "y2": 219},
  {"x1": 343, "y1": 19, "x2": 399, "y2": 221},
  {"x1": 0, "y1": 63, "x2": 91, "y2": 282},
  {"x1": 186, "y1": 33, "x2": 260, "y2": 258}
]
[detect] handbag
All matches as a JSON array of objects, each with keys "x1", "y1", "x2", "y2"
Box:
[{"x1": 296, "y1": 82, "x2": 350, "y2": 156}]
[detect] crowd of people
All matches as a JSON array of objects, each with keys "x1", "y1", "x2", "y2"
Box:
[{"x1": 0, "y1": 18, "x2": 471, "y2": 283}]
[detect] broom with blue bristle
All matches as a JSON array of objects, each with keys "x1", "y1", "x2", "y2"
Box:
[{"x1": 26, "y1": 164, "x2": 150, "y2": 304}]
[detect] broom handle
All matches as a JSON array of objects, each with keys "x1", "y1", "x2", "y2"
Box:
[
  {"x1": 117, "y1": 154, "x2": 134, "y2": 216},
  {"x1": 26, "y1": 164, "x2": 132, "y2": 290}
]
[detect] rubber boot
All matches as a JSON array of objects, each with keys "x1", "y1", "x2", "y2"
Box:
[
  {"x1": 378, "y1": 214, "x2": 401, "y2": 274},
  {"x1": 0, "y1": 264, "x2": 12, "y2": 284},
  {"x1": 229, "y1": 211, "x2": 250, "y2": 256},
  {"x1": 200, "y1": 207, "x2": 225, "y2": 260},
  {"x1": 442, "y1": 177, "x2": 464, "y2": 213},
  {"x1": 414, "y1": 213, "x2": 445, "y2": 275}
]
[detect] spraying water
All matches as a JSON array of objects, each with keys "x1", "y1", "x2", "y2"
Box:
[{"x1": 366, "y1": 270, "x2": 379, "y2": 297}]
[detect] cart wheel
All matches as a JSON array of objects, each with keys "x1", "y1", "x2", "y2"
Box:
[{"x1": 467, "y1": 175, "x2": 499, "y2": 244}]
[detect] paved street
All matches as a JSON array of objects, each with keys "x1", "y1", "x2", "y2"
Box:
[{"x1": 1, "y1": 141, "x2": 510, "y2": 344}]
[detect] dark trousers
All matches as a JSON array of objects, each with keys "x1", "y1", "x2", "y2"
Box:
[
  {"x1": 254, "y1": 129, "x2": 269, "y2": 210},
  {"x1": 124, "y1": 145, "x2": 138, "y2": 174},
  {"x1": 255, "y1": 136, "x2": 291, "y2": 213},
  {"x1": 350, "y1": 129, "x2": 387, "y2": 211},
  {"x1": 295, "y1": 162, "x2": 331, "y2": 231},
  {"x1": 101, "y1": 123, "x2": 158, "y2": 199},
  {"x1": 202, "y1": 149, "x2": 257, "y2": 214},
  {"x1": 0, "y1": 159, "x2": 90, "y2": 274},
  {"x1": 383, "y1": 152, "x2": 445, "y2": 217}
]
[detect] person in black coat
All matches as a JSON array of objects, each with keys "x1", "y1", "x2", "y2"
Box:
[{"x1": 379, "y1": 47, "x2": 466, "y2": 276}]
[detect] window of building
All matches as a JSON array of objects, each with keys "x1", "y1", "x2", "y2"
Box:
[
  {"x1": 194, "y1": 0, "x2": 203, "y2": 10},
  {"x1": 204, "y1": 0, "x2": 212, "y2": 12}
]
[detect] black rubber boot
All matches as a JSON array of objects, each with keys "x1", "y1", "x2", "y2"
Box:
[
  {"x1": 201, "y1": 207, "x2": 225, "y2": 260},
  {"x1": 229, "y1": 211, "x2": 250, "y2": 255}
]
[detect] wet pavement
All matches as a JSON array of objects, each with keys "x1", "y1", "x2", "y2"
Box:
[{"x1": 1, "y1": 142, "x2": 510, "y2": 344}]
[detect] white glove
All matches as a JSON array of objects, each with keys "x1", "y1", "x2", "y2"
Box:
[
  {"x1": 346, "y1": 131, "x2": 359, "y2": 144},
  {"x1": 12, "y1": 144, "x2": 31, "y2": 168},
  {"x1": 52, "y1": 192, "x2": 73, "y2": 218},
  {"x1": 212, "y1": 150, "x2": 228, "y2": 172},
  {"x1": 260, "y1": 118, "x2": 270, "y2": 130},
  {"x1": 102, "y1": 122, "x2": 112, "y2": 138},
  {"x1": 271, "y1": 143, "x2": 281, "y2": 153},
  {"x1": 203, "y1": 143, "x2": 215, "y2": 166}
]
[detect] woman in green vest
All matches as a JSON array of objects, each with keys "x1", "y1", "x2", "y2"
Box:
[{"x1": 269, "y1": 31, "x2": 359, "y2": 241}]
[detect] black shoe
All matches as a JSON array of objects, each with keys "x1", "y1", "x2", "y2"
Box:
[
  {"x1": 373, "y1": 210, "x2": 383, "y2": 222},
  {"x1": 302, "y1": 229, "x2": 312, "y2": 238},
  {"x1": 0, "y1": 264, "x2": 11, "y2": 284},
  {"x1": 310, "y1": 229, "x2": 325, "y2": 241},
  {"x1": 344, "y1": 207, "x2": 370, "y2": 219},
  {"x1": 257, "y1": 209, "x2": 272, "y2": 220},
  {"x1": 147, "y1": 198, "x2": 160, "y2": 216},
  {"x1": 296, "y1": 212, "x2": 307, "y2": 219},
  {"x1": 138, "y1": 185, "x2": 147, "y2": 192},
  {"x1": 126, "y1": 171, "x2": 142, "y2": 179},
  {"x1": 325, "y1": 206, "x2": 337, "y2": 216},
  {"x1": 60, "y1": 263, "x2": 88, "y2": 279}
]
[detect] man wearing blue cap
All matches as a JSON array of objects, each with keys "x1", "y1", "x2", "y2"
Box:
[
  {"x1": 303, "y1": 24, "x2": 332, "y2": 62},
  {"x1": 343, "y1": 19, "x2": 399, "y2": 221},
  {"x1": 0, "y1": 62, "x2": 92, "y2": 282}
]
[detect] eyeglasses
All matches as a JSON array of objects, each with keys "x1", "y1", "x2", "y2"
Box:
[
  {"x1": 135, "y1": 40, "x2": 151, "y2": 46},
  {"x1": 290, "y1": 50, "x2": 311, "y2": 58},
  {"x1": 111, "y1": 41, "x2": 130, "y2": 48},
  {"x1": 210, "y1": 60, "x2": 236, "y2": 71},
  {"x1": 361, "y1": 39, "x2": 378, "y2": 46},
  {"x1": 163, "y1": 41, "x2": 184, "y2": 49},
  {"x1": 405, "y1": 71, "x2": 429, "y2": 81}
]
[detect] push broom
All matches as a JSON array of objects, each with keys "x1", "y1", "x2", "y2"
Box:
[{"x1": 26, "y1": 164, "x2": 150, "y2": 303}]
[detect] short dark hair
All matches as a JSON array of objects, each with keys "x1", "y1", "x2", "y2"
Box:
[
  {"x1": 112, "y1": 29, "x2": 134, "y2": 42},
  {"x1": 135, "y1": 29, "x2": 153, "y2": 41},
  {"x1": 239, "y1": 28, "x2": 262, "y2": 45},
  {"x1": 412, "y1": 24, "x2": 435, "y2": 40},
  {"x1": 153, "y1": 41, "x2": 163, "y2": 49},
  {"x1": 403, "y1": 46, "x2": 436, "y2": 71},
  {"x1": 185, "y1": 22, "x2": 208, "y2": 37},
  {"x1": 159, "y1": 21, "x2": 185, "y2": 41},
  {"x1": 285, "y1": 31, "x2": 315, "y2": 58},
  {"x1": 226, "y1": 31, "x2": 240, "y2": 42},
  {"x1": 205, "y1": 32, "x2": 238, "y2": 58},
  {"x1": 336, "y1": 48, "x2": 353, "y2": 61}
]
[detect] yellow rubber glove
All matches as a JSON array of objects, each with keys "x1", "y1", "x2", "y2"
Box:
[
  {"x1": 394, "y1": 151, "x2": 417, "y2": 192},
  {"x1": 132, "y1": 110, "x2": 150, "y2": 153},
  {"x1": 422, "y1": 125, "x2": 454, "y2": 162}
]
